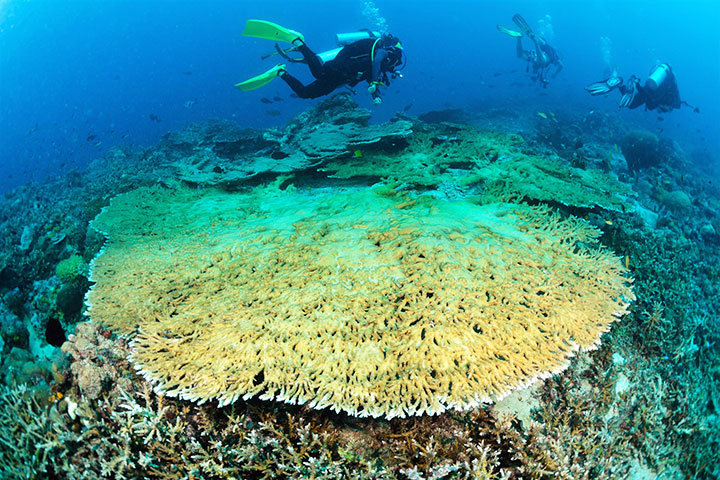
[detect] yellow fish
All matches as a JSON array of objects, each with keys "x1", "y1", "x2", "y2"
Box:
[{"x1": 353, "y1": 150, "x2": 363, "y2": 158}]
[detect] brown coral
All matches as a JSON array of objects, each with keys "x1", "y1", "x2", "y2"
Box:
[
  {"x1": 61, "y1": 322, "x2": 133, "y2": 400},
  {"x1": 86, "y1": 185, "x2": 633, "y2": 418}
]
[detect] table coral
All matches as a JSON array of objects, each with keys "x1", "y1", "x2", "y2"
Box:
[
  {"x1": 464, "y1": 154, "x2": 633, "y2": 212},
  {"x1": 86, "y1": 185, "x2": 633, "y2": 418}
]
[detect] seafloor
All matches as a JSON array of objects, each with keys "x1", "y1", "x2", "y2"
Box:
[{"x1": 0, "y1": 94, "x2": 718, "y2": 479}]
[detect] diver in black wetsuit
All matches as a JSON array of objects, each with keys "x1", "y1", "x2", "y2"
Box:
[
  {"x1": 279, "y1": 35, "x2": 405, "y2": 104},
  {"x1": 517, "y1": 34, "x2": 563, "y2": 87},
  {"x1": 236, "y1": 21, "x2": 405, "y2": 105},
  {"x1": 586, "y1": 64, "x2": 698, "y2": 113},
  {"x1": 498, "y1": 14, "x2": 563, "y2": 87}
]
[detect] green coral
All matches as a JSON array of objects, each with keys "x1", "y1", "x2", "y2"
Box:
[
  {"x1": 322, "y1": 125, "x2": 523, "y2": 188},
  {"x1": 55, "y1": 255, "x2": 87, "y2": 283},
  {"x1": 464, "y1": 154, "x2": 633, "y2": 211}
]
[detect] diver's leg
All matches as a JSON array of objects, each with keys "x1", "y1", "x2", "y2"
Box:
[
  {"x1": 516, "y1": 38, "x2": 524, "y2": 58},
  {"x1": 295, "y1": 42, "x2": 325, "y2": 79},
  {"x1": 280, "y1": 72, "x2": 337, "y2": 99}
]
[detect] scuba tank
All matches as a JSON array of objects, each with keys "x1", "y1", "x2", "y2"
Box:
[
  {"x1": 317, "y1": 47, "x2": 342, "y2": 62},
  {"x1": 646, "y1": 63, "x2": 670, "y2": 90},
  {"x1": 335, "y1": 30, "x2": 381, "y2": 46},
  {"x1": 322, "y1": 31, "x2": 386, "y2": 62},
  {"x1": 270, "y1": 30, "x2": 383, "y2": 65}
]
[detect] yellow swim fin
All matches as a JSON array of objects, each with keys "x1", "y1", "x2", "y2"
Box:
[
  {"x1": 497, "y1": 24, "x2": 522, "y2": 37},
  {"x1": 234, "y1": 64, "x2": 286, "y2": 92},
  {"x1": 242, "y1": 19, "x2": 304, "y2": 43}
]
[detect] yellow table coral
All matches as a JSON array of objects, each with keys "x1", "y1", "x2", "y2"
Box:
[{"x1": 87, "y1": 185, "x2": 633, "y2": 418}]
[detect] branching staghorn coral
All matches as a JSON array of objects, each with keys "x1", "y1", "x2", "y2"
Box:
[
  {"x1": 0, "y1": 383, "x2": 68, "y2": 478},
  {"x1": 86, "y1": 184, "x2": 633, "y2": 419}
]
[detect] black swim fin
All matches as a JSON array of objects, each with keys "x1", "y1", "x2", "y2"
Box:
[{"x1": 512, "y1": 14, "x2": 534, "y2": 37}]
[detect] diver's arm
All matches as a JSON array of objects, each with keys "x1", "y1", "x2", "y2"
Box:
[
  {"x1": 368, "y1": 48, "x2": 388, "y2": 104},
  {"x1": 370, "y1": 48, "x2": 389, "y2": 84}
]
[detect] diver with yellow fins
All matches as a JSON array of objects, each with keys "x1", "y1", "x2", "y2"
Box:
[
  {"x1": 585, "y1": 64, "x2": 699, "y2": 113},
  {"x1": 236, "y1": 20, "x2": 406, "y2": 105}
]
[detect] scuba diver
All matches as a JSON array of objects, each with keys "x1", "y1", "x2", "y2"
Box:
[
  {"x1": 497, "y1": 14, "x2": 563, "y2": 87},
  {"x1": 235, "y1": 20, "x2": 406, "y2": 105},
  {"x1": 585, "y1": 63, "x2": 699, "y2": 113}
]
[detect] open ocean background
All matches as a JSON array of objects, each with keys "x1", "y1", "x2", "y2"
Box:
[{"x1": 1, "y1": 0, "x2": 719, "y2": 193}]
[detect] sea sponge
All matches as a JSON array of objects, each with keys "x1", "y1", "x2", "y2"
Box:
[
  {"x1": 620, "y1": 130, "x2": 662, "y2": 171},
  {"x1": 86, "y1": 186, "x2": 633, "y2": 418}
]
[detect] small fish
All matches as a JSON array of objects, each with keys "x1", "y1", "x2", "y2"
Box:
[
  {"x1": 605, "y1": 220, "x2": 613, "y2": 226},
  {"x1": 353, "y1": 150, "x2": 363, "y2": 158},
  {"x1": 537, "y1": 112, "x2": 548, "y2": 119},
  {"x1": 273, "y1": 96, "x2": 283, "y2": 102},
  {"x1": 183, "y1": 100, "x2": 197, "y2": 108},
  {"x1": 266, "y1": 109, "x2": 281, "y2": 116},
  {"x1": 86, "y1": 134, "x2": 97, "y2": 142},
  {"x1": 403, "y1": 103, "x2": 413, "y2": 112},
  {"x1": 149, "y1": 114, "x2": 162, "y2": 123},
  {"x1": 625, "y1": 255, "x2": 630, "y2": 269},
  {"x1": 657, "y1": 116, "x2": 664, "y2": 121},
  {"x1": 260, "y1": 97, "x2": 273, "y2": 104},
  {"x1": 289, "y1": 93, "x2": 299, "y2": 98}
]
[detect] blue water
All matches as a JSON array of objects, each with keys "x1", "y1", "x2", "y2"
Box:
[{"x1": 1, "y1": 0, "x2": 719, "y2": 192}]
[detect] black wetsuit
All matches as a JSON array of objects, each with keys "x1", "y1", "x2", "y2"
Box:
[
  {"x1": 622, "y1": 69, "x2": 681, "y2": 112},
  {"x1": 281, "y1": 39, "x2": 392, "y2": 99}
]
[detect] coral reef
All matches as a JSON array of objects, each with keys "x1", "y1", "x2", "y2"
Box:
[{"x1": 0, "y1": 96, "x2": 717, "y2": 478}]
